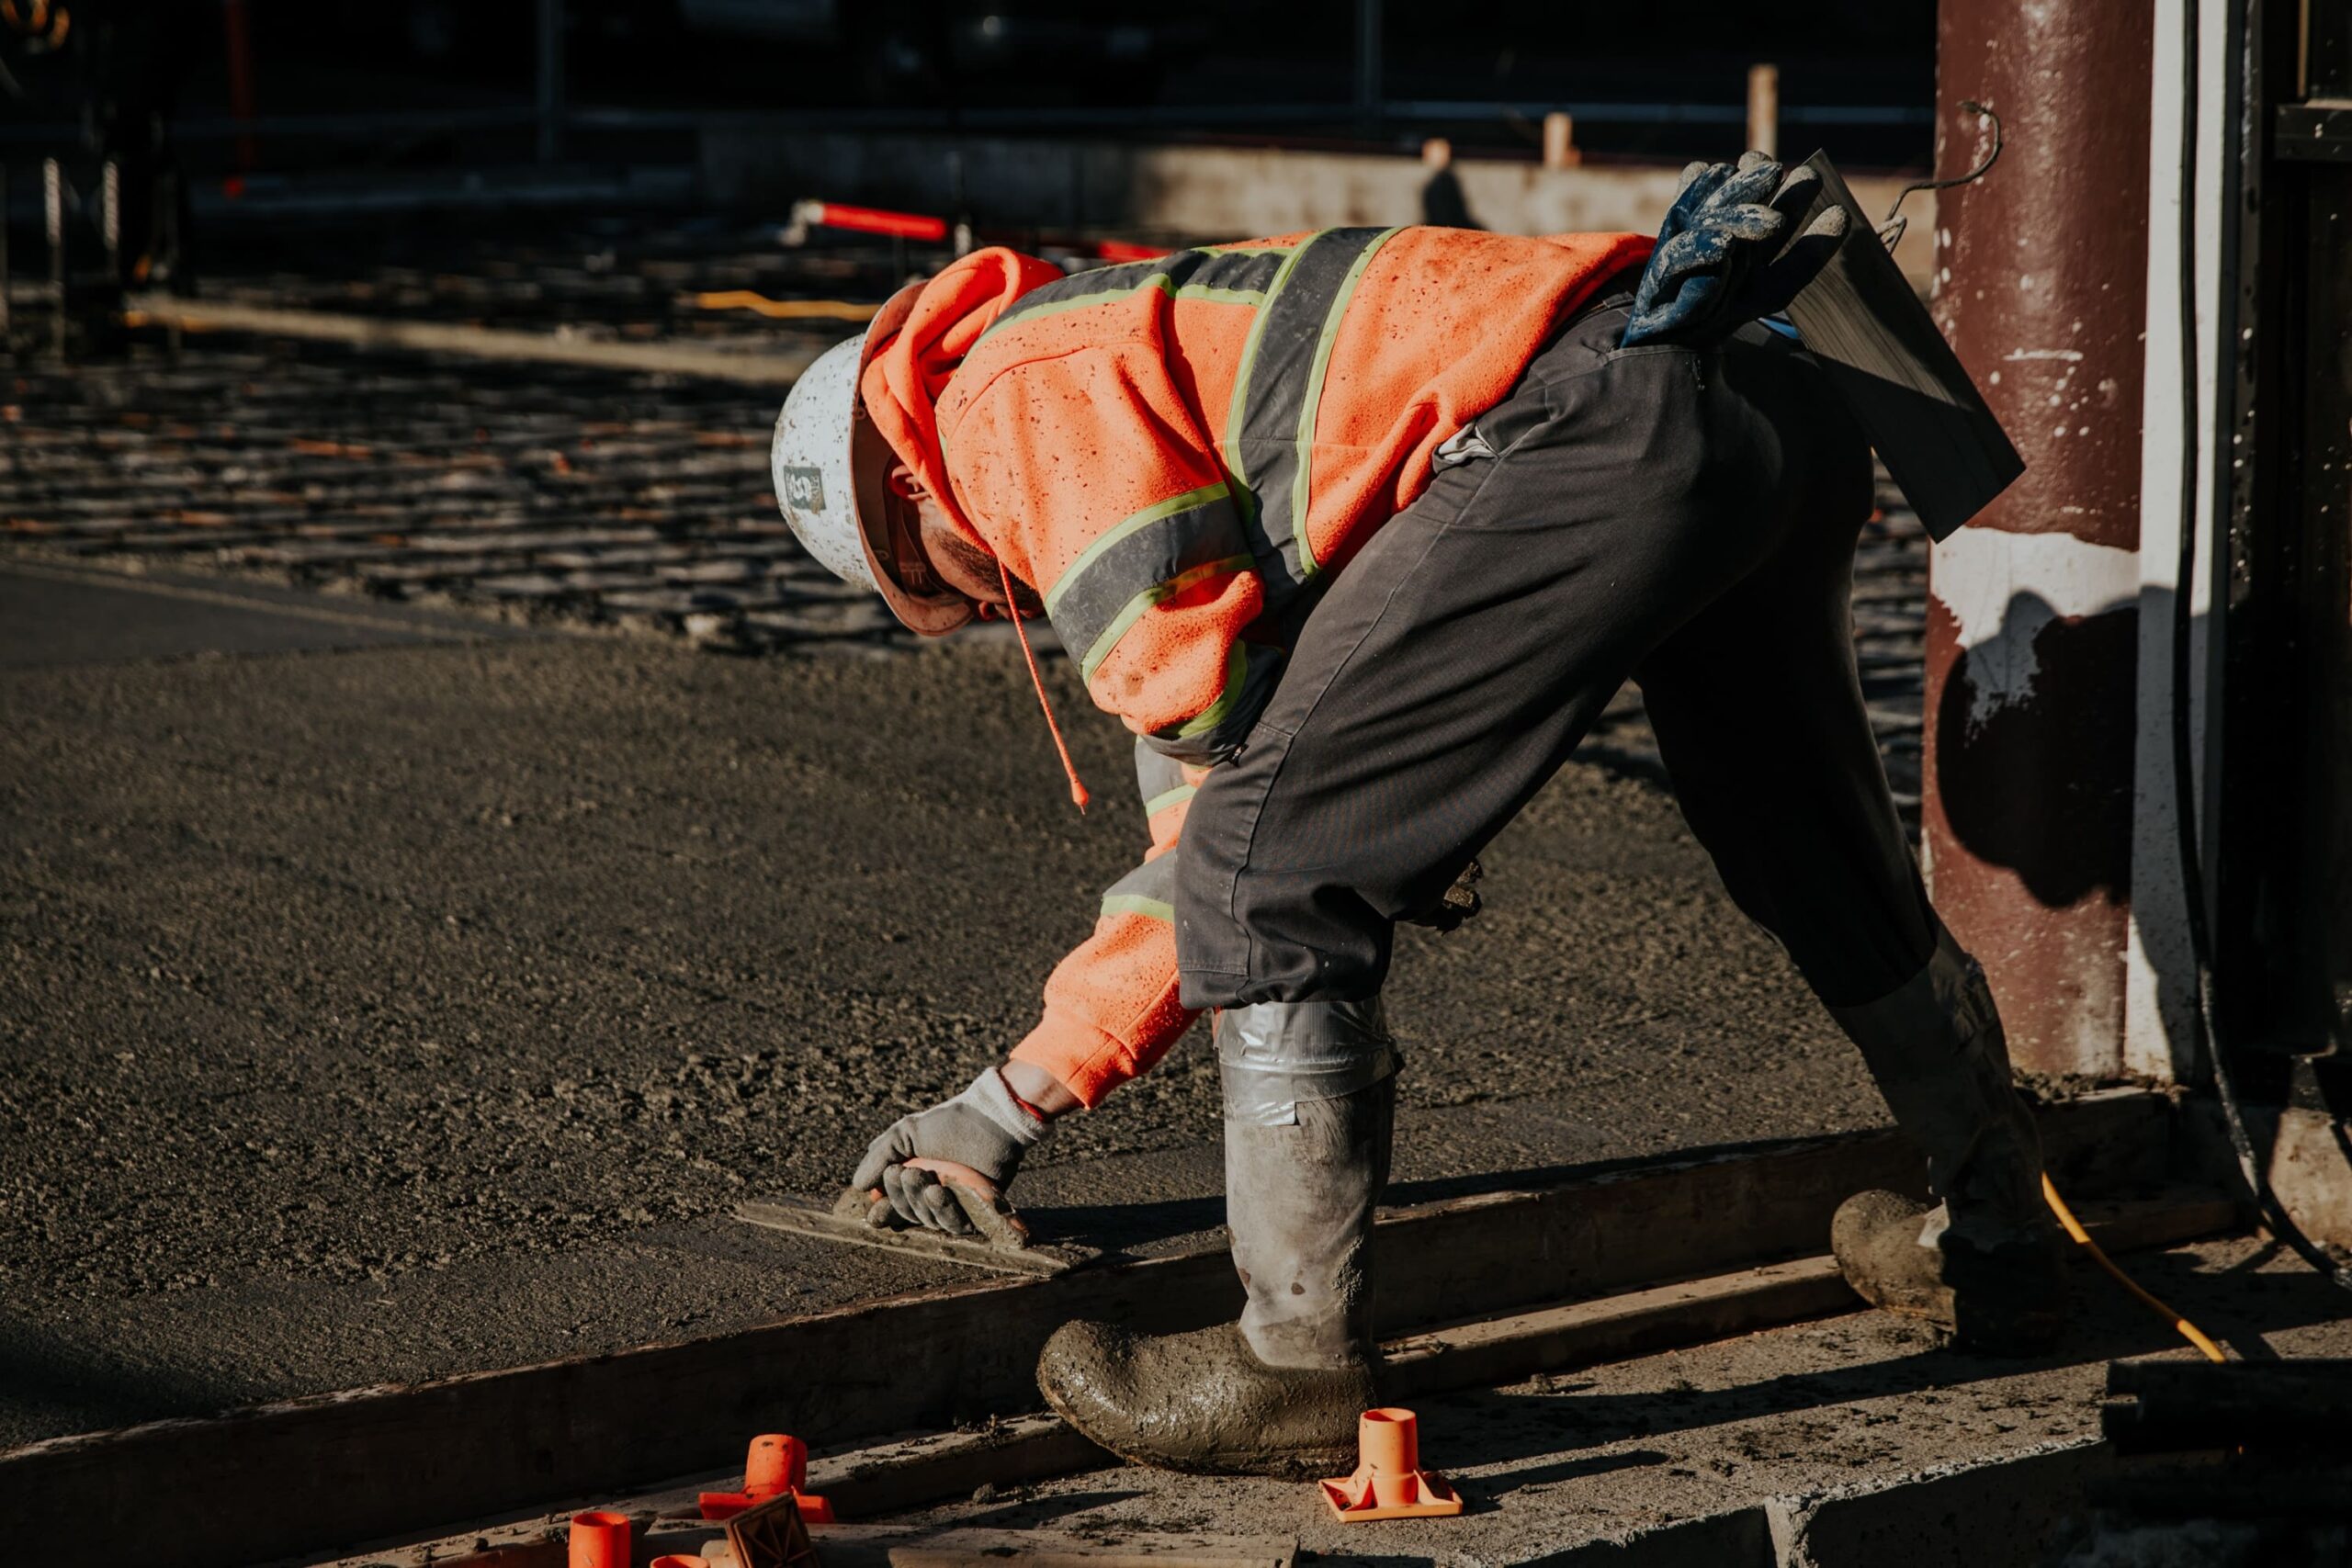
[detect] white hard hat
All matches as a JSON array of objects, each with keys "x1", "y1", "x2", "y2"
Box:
[{"x1": 769, "y1": 281, "x2": 973, "y2": 636}]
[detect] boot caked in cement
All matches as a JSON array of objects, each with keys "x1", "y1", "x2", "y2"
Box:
[
  {"x1": 1831, "y1": 1190, "x2": 2065, "y2": 1353},
  {"x1": 1037, "y1": 998, "x2": 1396, "y2": 1476},
  {"x1": 1827, "y1": 929, "x2": 2067, "y2": 1354}
]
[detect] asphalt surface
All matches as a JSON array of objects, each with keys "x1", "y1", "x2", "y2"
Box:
[{"x1": 0, "y1": 562, "x2": 1889, "y2": 1447}]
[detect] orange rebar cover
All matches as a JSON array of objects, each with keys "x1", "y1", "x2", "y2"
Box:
[
  {"x1": 567, "y1": 1509, "x2": 631, "y2": 1568},
  {"x1": 813, "y1": 203, "x2": 949, "y2": 242},
  {"x1": 1320, "y1": 1408, "x2": 1464, "y2": 1522},
  {"x1": 699, "y1": 1432, "x2": 835, "y2": 1523}
]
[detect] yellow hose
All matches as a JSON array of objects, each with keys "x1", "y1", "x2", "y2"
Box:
[
  {"x1": 689, "y1": 292, "x2": 881, "y2": 321},
  {"x1": 2042, "y1": 1174, "x2": 2227, "y2": 1362}
]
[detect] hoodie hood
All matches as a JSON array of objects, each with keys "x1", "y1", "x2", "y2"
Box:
[{"x1": 859, "y1": 246, "x2": 1065, "y2": 556}]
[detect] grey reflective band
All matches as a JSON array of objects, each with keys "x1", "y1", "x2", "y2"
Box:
[
  {"x1": 1216, "y1": 997, "x2": 1403, "y2": 1126},
  {"x1": 1222, "y1": 226, "x2": 1405, "y2": 604},
  {"x1": 1131, "y1": 737, "x2": 1191, "y2": 808},
  {"x1": 1100, "y1": 852, "x2": 1176, "y2": 924},
  {"x1": 981, "y1": 248, "x2": 1292, "y2": 344},
  {"x1": 1045, "y1": 482, "x2": 1251, "y2": 681}
]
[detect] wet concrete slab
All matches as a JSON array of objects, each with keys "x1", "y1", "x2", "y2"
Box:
[
  {"x1": 2, "y1": 623, "x2": 1890, "y2": 1447},
  {"x1": 0, "y1": 560, "x2": 537, "y2": 669}
]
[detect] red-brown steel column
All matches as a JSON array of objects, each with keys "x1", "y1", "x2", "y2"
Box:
[{"x1": 1923, "y1": 0, "x2": 2154, "y2": 1074}]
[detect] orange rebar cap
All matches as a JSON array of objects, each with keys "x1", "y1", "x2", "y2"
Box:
[
  {"x1": 1320, "y1": 1408, "x2": 1464, "y2": 1522},
  {"x1": 568, "y1": 1510, "x2": 631, "y2": 1568},
  {"x1": 650, "y1": 1558, "x2": 706, "y2": 1568},
  {"x1": 699, "y1": 1432, "x2": 836, "y2": 1524}
]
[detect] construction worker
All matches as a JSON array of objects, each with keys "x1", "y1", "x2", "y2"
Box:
[{"x1": 768, "y1": 155, "x2": 2067, "y2": 1477}]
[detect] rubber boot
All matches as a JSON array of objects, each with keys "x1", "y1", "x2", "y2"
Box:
[
  {"x1": 1037, "y1": 999, "x2": 1395, "y2": 1477},
  {"x1": 1827, "y1": 927, "x2": 2067, "y2": 1354}
]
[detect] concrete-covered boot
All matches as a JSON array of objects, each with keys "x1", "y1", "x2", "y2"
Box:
[
  {"x1": 1037, "y1": 998, "x2": 1396, "y2": 1477},
  {"x1": 1828, "y1": 927, "x2": 2067, "y2": 1354}
]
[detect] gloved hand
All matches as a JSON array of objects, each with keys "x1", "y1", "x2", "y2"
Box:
[
  {"x1": 1622, "y1": 152, "x2": 1849, "y2": 349},
  {"x1": 848, "y1": 1066, "x2": 1052, "y2": 1236}
]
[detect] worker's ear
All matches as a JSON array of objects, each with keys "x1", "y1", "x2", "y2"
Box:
[{"x1": 886, "y1": 464, "x2": 928, "y2": 502}]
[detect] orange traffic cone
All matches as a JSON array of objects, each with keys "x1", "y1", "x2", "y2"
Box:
[
  {"x1": 1319, "y1": 1408, "x2": 1464, "y2": 1521},
  {"x1": 568, "y1": 1509, "x2": 631, "y2": 1567}
]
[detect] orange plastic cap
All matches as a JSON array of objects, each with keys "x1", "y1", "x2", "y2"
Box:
[
  {"x1": 650, "y1": 1558, "x2": 706, "y2": 1568},
  {"x1": 568, "y1": 1509, "x2": 632, "y2": 1568},
  {"x1": 1319, "y1": 1408, "x2": 1464, "y2": 1522},
  {"x1": 745, "y1": 1433, "x2": 809, "y2": 1498}
]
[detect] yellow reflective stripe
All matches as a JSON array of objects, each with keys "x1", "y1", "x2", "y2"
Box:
[
  {"x1": 1290, "y1": 226, "x2": 1403, "y2": 580},
  {"x1": 1080, "y1": 554, "x2": 1253, "y2": 680},
  {"x1": 1101, "y1": 893, "x2": 1175, "y2": 923},
  {"x1": 1046, "y1": 479, "x2": 1231, "y2": 617},
  {"x1": 1171, "y1": 641, "x2": 1256, "y2": 739},
  {"x1": 1197, "y1": 242, "x2": 1299, "y2": 255},
  {"x1": 1144, "y1": 783, "x2": 1197, "y2": 818},
  {"x1": 1220, "y1": 235, "x2": 1320, "y2": 524}
]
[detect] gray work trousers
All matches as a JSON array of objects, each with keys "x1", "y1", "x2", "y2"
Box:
[{"x1": 1174, "y1": 297, "x2": 1938, "y2": 1012}]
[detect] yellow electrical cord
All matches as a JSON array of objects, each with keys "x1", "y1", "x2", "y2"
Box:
[
  {"x1": 688, "y1": 292, "x2": 882, "y2": 321},
  {"x1": 2042, "y1": 1174, "x2": 2228, "y2": 1362}
]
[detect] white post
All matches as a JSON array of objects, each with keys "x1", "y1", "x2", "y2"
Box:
[{"x1": 2124, "y1": 0, "x2": 2231, "y2": 1082}]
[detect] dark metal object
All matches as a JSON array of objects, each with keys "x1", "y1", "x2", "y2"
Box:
[
  {"x1": 99, "y1": 159, "x2": 119, "y2": 283},
  {"x1": 0, "y1": 98, "x2": 1934, "y2": 152},
  {"x1": 2219, "y1": 0, "x2": 2352, "y2": 1062},
  {"x1": 537, "y1": 0, "x2": 565, "y2": 164},
  {"x1": 41, "y1": 155, "x2": 61, "y2": 358},
  {"x1": 1354, "y1": 0, "x2": 1382, "y2": 135},
  {"x1": 2104, "y1": 1359, "x2": 2352, "y2": 1454},
  {"x1": 1879, "y1": 100, "x2": 2002, "y2": 248},
  {"x1": 2276, "y1": 103, "x2": 2352, "y2": 162},
  {"x1": 1781, "y1": 152, "x2": 2023, "y2": 543}
]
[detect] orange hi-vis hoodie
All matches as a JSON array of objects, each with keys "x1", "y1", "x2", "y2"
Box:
[{"x1": 861, "y1": 224, "x2": 1650, "y2": 1108}]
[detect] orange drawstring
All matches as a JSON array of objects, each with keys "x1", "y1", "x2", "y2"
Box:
[{"x1": 999, "y1": 558, "x2": 1091, "y2": 813}]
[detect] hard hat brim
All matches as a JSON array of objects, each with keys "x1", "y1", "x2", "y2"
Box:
[{"x1": 850, "y1": 280, "x2": 975, "y2": 638}]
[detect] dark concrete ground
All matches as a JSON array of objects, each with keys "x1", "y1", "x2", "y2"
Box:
[
  {"x1": 0, "y1": 556, "x2": 1891, "y2": 1449},
  {"x1": 895, "y1": 1234, "x2": 2352, "y2": 1563}
]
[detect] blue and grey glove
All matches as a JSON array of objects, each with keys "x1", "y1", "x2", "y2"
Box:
[{"x1": 1622, "y1": 152, "x2": 1849, "y2": 349}]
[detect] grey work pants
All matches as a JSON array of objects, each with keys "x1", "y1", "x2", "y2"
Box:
[{"x1": 1174, "y1": 298, "x2": 1939, "y2": 1012}]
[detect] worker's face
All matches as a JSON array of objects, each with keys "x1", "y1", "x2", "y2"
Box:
[{"x1": 886, "y1": 464, "x2": 1043, "y2": 617}]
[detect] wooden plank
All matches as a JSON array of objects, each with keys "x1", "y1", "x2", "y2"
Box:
[
  {"x1": 800, "y1": 1189, "x2": 2241, "y2": 1522},
  {"x1": 120, "y1": 295, "x2": 822, "y2": 388},
  {"x1": 817, "y1": 1416, "x2": 1109, "y2": 1520},
  {"x1": 292, "y1": 1187, "x2": 2236, "y2": 1566},
  {"x1": 0, "y1": 1092, "x2": 2172, "y2": 1568}
]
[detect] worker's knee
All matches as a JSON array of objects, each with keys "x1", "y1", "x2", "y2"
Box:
[{"x1": 1173, "y1": 736, "x2": 1396, "y2": 1010}]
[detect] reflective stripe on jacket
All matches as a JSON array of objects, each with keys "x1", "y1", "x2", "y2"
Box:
[{"x1": 861, "y1": 225, "x2": 1650, "y2": 1105}]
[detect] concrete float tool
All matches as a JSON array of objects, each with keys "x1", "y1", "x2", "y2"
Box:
[{"x1": 736, "y1": 1156, "x2": 1099, "y2": 1277}]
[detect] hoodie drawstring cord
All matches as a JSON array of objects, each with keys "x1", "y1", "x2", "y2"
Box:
[{"x1": 999, "y1": 558, "x2": 1091, "y2": 814}]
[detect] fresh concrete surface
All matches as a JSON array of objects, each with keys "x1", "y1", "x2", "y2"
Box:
[
  {"x1": 3, "y1": 569, "x2": 1892, "y2": 1446},
  {"x1": 888, "y1": 1235, "x2": 2352, "y2": 1566},
  {"x1": 0, "y1": 560, "x2": 537, "y2": 669}
]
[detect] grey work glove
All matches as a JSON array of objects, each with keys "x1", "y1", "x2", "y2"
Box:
[
  {"x1": 1622, "y1": 151, "x2": 1849, "y2": 349},
  {"x1": 847, "y1": 1066, "x2": 1051, "y2": 1237}
]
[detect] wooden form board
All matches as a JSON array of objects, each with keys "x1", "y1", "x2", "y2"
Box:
[
  {"x1": 0, "y1": 1091, "x2": 2170, "y2": 1568},
  {"x1": 301, "y1": 1188, "x2": 2237, "y2": 1568}
]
